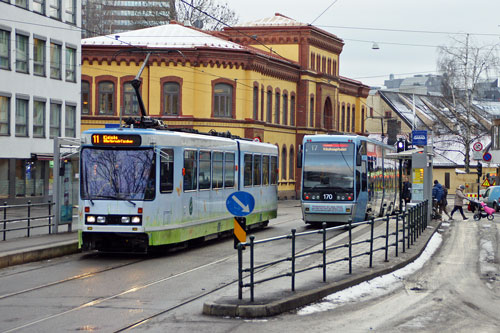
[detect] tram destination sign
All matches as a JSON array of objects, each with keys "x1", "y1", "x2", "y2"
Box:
[{"x1": 91, "y1": 134, "x2": 142, "y2": 146}]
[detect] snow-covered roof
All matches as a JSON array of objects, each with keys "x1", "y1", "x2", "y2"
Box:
[
  {"x1": 236, "y1": 13, "x2": 306, "y2": 27},
  {"x1": 81, "y1": 22, "x2": 244, "y2": 50}
]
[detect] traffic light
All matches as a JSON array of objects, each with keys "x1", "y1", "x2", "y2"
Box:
[
  {"x1": 477, "y1": 162, "x2": 483, "y2": 176},
  {"x1": 397, "y1": 139, "x2": 405, "y2": 152}
]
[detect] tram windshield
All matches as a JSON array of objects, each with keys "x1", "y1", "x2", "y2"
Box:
[
  {"x1": 81, "y1": 148, "x2": 155, "y2": 201},
  {"x1": 303, "y1": 142, "x2": 354, "y2": 193}
]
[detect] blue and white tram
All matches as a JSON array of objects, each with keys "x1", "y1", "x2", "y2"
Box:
[
  {"x1": 298, "y1": 134, "x2": 398, "y2": 224},
  {"x1": 79, "y1": 127, "x2": 278, "y2": 252}
]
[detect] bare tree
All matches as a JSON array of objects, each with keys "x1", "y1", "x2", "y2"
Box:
[
  {"x1": 437, "y1": 34, "x2": 500, "y2": 172},
  {"x1": 136, "y1": 0, "x2": 238, "y2": 30},
  {"x1": 82, "y1": 0, "x2": 119, "y2": 38}
]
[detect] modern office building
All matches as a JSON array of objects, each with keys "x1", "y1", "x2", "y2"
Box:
[{"x1": 0, "y1": 0, "x2": 81, "y2": 204}]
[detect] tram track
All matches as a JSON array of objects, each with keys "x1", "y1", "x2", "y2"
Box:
[{"x1": 2, "y1": 219, "x2": 345, "y2": 332}]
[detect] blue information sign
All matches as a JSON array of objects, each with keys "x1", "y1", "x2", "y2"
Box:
[
  {"x1": 226, "y1": 191, "x2": 255, "y2": 217},
  {"x1": 412, "y1": 130, "x2": 428, "y2": 146},
  {"x1": 483, "y1": 152, "x2": 492, "y2": 162}
]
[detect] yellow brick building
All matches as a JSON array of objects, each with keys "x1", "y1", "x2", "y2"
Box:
[{"x1": 81, "y1": 14, "x2": 370, "y2": 199}]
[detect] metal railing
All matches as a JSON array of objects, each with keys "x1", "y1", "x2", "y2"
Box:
[
  {"x1": 237, "y1": 201, "x2": 429, "y2": 301},
  {"x1": 1, "y1": 201, "x2": 55, "y2": 241}
]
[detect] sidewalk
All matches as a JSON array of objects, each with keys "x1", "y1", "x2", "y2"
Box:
[{"x1": 0, "y1": 205, "x2": 79, "y2": 269}]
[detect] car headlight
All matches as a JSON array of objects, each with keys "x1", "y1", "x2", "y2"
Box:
[
  {"x1": 86, "y1": 215, "x2": 96, "y2": 223},
  {"x1": 121, "y1": 216, "x2": 130, "y2": 224},
  {"x1": 96, "y1": 216, "x2": 106, "y2": 224},
  {"x1": 131, "y1": 216, "x2": 141, "y2": 224}
]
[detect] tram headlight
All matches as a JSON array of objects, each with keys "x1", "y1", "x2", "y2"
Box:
[
  {"x1": 131, "y1": 216, "x2": 141, "y2": 224},
  {"x1": 96, "y1": 216, "x2": 106, "y2": 224},
  {"x1": 121, "y1": 216, "x2": 130, "y2": 224},
  {"x1": 86, "y1": 215, "x2": 96, "y2": 224}
]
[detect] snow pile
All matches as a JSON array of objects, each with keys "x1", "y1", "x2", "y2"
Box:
[{"x1": 298, "y1": 232, "x2": 443, "y2": 315}]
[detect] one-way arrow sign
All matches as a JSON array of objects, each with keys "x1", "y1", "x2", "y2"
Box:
[{"x1": 226, "y1": 191, "x2": 255, "y2": 217}]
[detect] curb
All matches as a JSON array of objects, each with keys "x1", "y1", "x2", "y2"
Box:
[
  {"x1": 203, "y1": 222, "x2": 441, "y2": 318},
  {"x1": 0, "y1": 241, "x2": 80, "y2": 269}
]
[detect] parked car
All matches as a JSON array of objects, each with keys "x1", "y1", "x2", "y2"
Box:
[{"x1": 482, "y1": 186, "x2": 500, "y2": 211}]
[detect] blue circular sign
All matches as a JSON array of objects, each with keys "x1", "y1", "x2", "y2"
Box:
[
  {"x1": 226, "y1": 191, "x2": 255, "y2": 216},
  {"x1": 483, "y1": 152, "x2": 492, "y2": 162}
]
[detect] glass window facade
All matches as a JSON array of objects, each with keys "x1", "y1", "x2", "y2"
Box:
[
  {"x1": 50, "y1": 102, "x2": 61, "y2": 138},
  {"x1": 65, "y1": 47, "x2": 76, "y2": 82},
  {"x1": 82, "y1": 81, "x2": 90, "y2": 114},
  {"x1": 16, "y1": 34, "x2": 29, "y2": 73},
  {"x1": 0, "y1": 30, "x2": 10, "y2": 70},
  {"x1": 33, "y1": 100, "x2": 45, "y2": 138},
  {"x1": 50, "y1": 42, "x2": 61, "y2": 79},
  {"x1": 123, "y1": 82, "x2": 139, "y2": 115},
  {"x1": 213, "y1": 83, "x2": 232, "y2": 118},
  {"x1": 163, "y1": 82, "x2": 179, "y2": 115},
  {"x1": 98, "y1": 81, "x2": 114, "y2": 115},
  {"x1": 33, "y1": 38, "x2": 46, "y2": 76},
  {"x1": 0, "y1": 95, "x2": 9, "y2": 135},
  {"x1": 65, "y1": 104, "x2": 75, "y2": 137},
  {"x1": 15, "y1": 98, "x2": 28, "y2": 137}
]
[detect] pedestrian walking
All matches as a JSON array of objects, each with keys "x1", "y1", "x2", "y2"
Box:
[
  {"x1": 402, "y1": 180, "x2": 412, "y2": 205},
  {"x1": 450, "y1": 185, "x2": 469, "y2": 221},
  {"x1": 432, "y1": 180, "x2": 444, "y2": 217},
  {"x1": 439, "y1": 186, "x2": 450, "y2": 219}
]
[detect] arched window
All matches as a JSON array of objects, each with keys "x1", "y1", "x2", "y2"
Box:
[
  {"x1": 82, "y1": 80, "x2": 90, "y2": 115},
  {"x1": 361, "y1": 107, "x2": 365, "y2": 133},
  {"x1": 281, "y1": 146, "x2": 287, "y2": 180},
  {"x1": 266, "y1": 89, "x2": 272, "y2": 122},
  {"x1": 213, "y1": 83, "x2": 233, "y2": 117},
  {"x1": 341, "y1": 104, "x2": 345, "y2": 131},
  {"x1": 351, "y1": 105, "x2": 356, "y2": 132},
  {"x1": 163, "y1": 82, "x2": 180, "y2": 115},
  {"x1": 309, "y1": 96, "x2": 315, "y2": 127},
  {"x1": 282, "y1": 93, "x2": 288, "y2": 125},
  {"x1": 290, "y1": 95, "x2": 295, "y2": 126},
  {"x1": 275, "y1": 91, "x2": 280, "y2": 124},
  {"x1": 98, "y1": 81, "x2": 114, "y2": 115},
  {"x1": 253, "y1": 85, "x2": 259, "y2": 120},
  {"x1": 346, "y1": 105, "x2": 351, "y2": 132},
  {"x1": 289, "y1": 145, "x2": 294, "y2": 180},
  {"x1": 123, "y1": 82, "x2": 140, "y2": 115}
]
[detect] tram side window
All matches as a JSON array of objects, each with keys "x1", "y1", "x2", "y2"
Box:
[
  {"x1": 199, "y1": 150, "x2": 211, "y2": 190},
  {"x1": 253, "y1": 154, "x2": 262, "y2": 186},
  {"x1": 244, "y1": 154, "x2": 253, "y2": 187},
  {"x1": 183, "y1": 150, "x2": 198, "y2": 191},
  {"x1": 160, "y1": 149, "x2": 174, "y2": 193},
  {"x1": 262, "y1": 155, "x2": 270, "y2": 186},
  {"x1": 224, "y1": 152, "x2": 235, "y2": 188},
  {"x1": 212, "y1": 152, "x2": 223, "y2": 189},
  {"x1": 270, "y1": 156, "x2": 278, "y2": 185}
]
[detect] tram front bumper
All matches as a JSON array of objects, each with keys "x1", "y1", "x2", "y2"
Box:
[{"x1": 302, "y1": 202, "x2": 355, "y2": 223}]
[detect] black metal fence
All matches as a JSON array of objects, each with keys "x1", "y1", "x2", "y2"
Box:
[
  {"x1": 1, "y1": 201, "x2": 55, "y2": 241},
  {"x1": 237, "y1": 201, "x2": 429, "y2": 301}
]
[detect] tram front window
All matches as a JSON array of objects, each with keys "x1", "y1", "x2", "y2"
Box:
[
  {"x1": 81, "y1": 148, "x2": 155, "y2": 201},
  {"x1": 303, "y1": 142, "x2": 354, "y2": 201}
]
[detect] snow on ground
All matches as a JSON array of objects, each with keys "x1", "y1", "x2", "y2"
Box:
[{"x1": 297, "y1": 232, "x2": 443, "y2": 315}]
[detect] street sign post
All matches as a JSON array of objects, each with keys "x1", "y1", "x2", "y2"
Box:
[
  {"x1": 483, "y1": 152, "x2": 492, "y2": 162},
  {"x1": 412, "y1": 130, "x2": 428, "y2": 146},
  {"x1": 226, "y1": 191, "x2": 255, "y2": 249}
]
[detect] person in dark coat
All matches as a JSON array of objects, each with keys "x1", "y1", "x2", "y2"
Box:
[{"x1": 402, "y1": 180, "x2": 411, "y2": 204}]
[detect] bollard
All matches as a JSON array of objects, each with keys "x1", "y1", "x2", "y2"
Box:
[
  {"x1": 348, "y1": 218, "x2": 352, "y2": 274},
  {"x1": 238, "y1": 243, "x2": 243, "y2": 300},
  {"x1": 27, "y1": 201, "x2": 31, "y2": 237},
  {"x1": 395, "y1": 213, "x2": 399, "y2": 257},
  {"x1": 369, "y1": 217, "x2": 375, "y2": 268},
  {"x1": 402, "y1": 211, "x2": 406, "y2": 253},
  {"x1": 48, "y1": 200, "x2": 52, "y2": 234},
  {"x1": 322, "y1": 222, "x2": 327, "y2": 282},
  {"x1": 2, "y1": 201, "x2": 6, "y2": 241},
  {"x1": 291, "y1": 229, "x2": 296, "y2": 291},
  {"x1": 250, "y1": 235, "x2": 255, "y2": 302},
  {"x1": 384, "y1": 214, "x2": 389, "y2": 262}
]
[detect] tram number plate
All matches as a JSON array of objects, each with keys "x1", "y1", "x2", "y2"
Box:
[{"x1": 323, "y1": 193, "x2": 334, "y2": 200}]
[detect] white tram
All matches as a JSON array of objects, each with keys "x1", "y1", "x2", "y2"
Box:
[{"x1": 79, "y1": 127, "x2": 278, "y2": 252}]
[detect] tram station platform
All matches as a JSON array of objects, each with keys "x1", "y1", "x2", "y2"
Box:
[{"x1": 202, "y1": 211, "x2": 444, "y2": 318}]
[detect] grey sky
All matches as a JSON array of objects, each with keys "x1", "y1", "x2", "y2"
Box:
[{"x1": 230, "y1": 0, "x2": 500, "y2": 87}]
